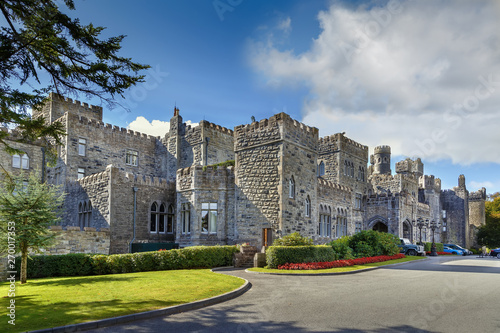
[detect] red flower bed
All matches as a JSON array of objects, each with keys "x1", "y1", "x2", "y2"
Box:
[
  {"x1": 425, "y1": 251, "x2": 452, "y2": 255},
  {"x1": 277, "y1": 253, "x2": 406, "y2": 270}
]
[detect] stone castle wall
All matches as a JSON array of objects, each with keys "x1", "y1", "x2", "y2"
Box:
[
  {"x1": 176, "y1": 165, "x2": 235, "y2": 247},
  {"x1": 55, "y1": 112, "x2": 166, "y2": 183},
  {"x1": 45, "y1": 226, "x2": 110, "y2": 254},
  {"x1": 34, "y1": 92, "x2": 104, "y2": 124},
  {"x1": 280, "y1": 115, "x2": 319, "y2": 238},
  {"x1": 234, "y1": 115, "x2": 285, "y2": 244}
]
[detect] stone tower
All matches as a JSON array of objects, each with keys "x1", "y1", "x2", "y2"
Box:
[{"x1": 370, "y1": 145, "x2": 391, "y2": 175}]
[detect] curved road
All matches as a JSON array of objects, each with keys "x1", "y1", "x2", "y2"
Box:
[{"x1": 90, "y1": 256, "x2": 500, "y2": 332}]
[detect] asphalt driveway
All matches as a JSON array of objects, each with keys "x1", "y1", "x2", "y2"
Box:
[{"x1": 87, "y1": 256, "x2": 500, "y2": 333}]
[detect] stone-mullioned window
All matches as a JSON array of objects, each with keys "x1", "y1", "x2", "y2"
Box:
[
  {"x1": 201, "y1": 203, "x2": 217, "y2": 234},
  {"x1": 181, "y1": 203, "x2": 191, "y2": 234}
]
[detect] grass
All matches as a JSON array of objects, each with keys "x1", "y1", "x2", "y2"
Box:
[
  {"x1": 0, "y1": 269, "x2": 245, "y2": 333},
  {"x1": 248, "y1": 256, "x2": 426, "y2": 274}
]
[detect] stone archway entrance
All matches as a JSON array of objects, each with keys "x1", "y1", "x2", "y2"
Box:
[{"x1": 372, "y1": 222, "x2": 388, "y2": 233}]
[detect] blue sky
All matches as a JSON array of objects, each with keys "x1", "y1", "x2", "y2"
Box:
[{"x1": 30, "y1": 1, "x2": 500, "y2": 194}]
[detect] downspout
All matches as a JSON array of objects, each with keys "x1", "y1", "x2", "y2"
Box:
[{"x1": 129, "y1": 186, "x2": 138, "y2": 253}]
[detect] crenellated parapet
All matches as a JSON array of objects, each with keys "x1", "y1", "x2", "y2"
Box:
[
  {"x1": 199, "y1": 120, "x2": 234, "y2": 136},
  {"x1": 65, "y1": 112, "x2": 159, "y2": 142},
  {"x1": 317, "y1": 177, "x2": 352, "y2": 193},
  {"x1": 34, "y1": 92, "x2": 104, "y2": 124},
  {"x1": 469, "y1": 187, "x2": 486, "y2": 202},
  {"x1": 176, "y1": 165, "x2": 235, "y2": 192}
]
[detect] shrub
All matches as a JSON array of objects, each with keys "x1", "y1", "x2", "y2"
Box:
[
  {"x1": 328, "y1": 236, "x2": 354, "y2": 260},
  {"x1": 15, "y1": 253, "x2": 94, "y2": 278},
  {"x1": 266, "y1": 245, "x2": 336, "y2": 268},
  {"x1": 424, "y1": 242, "x2": 444, "y2": 252},
  {"x1": 17, "y1": 245, "x2": 239, "y2": 278},
  {"x1": 272, "y1": 232, "x2": 314, "y2": 246},
  {"x1": 348, "y1": 230, "x2": 399, "y2": 258}
]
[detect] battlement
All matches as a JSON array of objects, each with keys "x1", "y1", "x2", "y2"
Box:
[
  {"x1": 51, "y1": 92, "x2": 103, "y2": 113},
  {"x1": 0, "y1": 126, "x2": 46, "y2": 146},
  {"x1": 199, "y1": 120, "x2": 234, "y2": 136},
  {"x1": 319, "y1": 133, "x2": 368, "y2": 151},
  {"x1": 176, "y1": 164, "x2": 235, "y2": 176},
  {"x1": 318, "y1": 177, "x2": 351, "y2": 193},
  {"x1": 234, "y1": 112, "x2": 318, "y2": 135},
  {"x1": 35, "y1": 92, "x2": 104, "y2": 123},
  {"x1": 469, "y1": 187, "x2": 486, "y2": 201},
  {"x1": 65, "y1": 112, "x2": 159, "y2": 142},
  {"x1": 374, "y1": 145, "x2": 391, "y2": 154}
]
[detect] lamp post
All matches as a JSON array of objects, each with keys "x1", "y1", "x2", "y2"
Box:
[
  {"x1": 414, "y1": 217, "x2": 428, "y2": 245},
  {"x1": 429, "y1": 220, "x2": 440, "y2": 256}
]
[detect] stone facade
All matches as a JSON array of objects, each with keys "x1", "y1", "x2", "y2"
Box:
[{"x1": 1, "y1": 93, "x2": 486, "y2": 253}]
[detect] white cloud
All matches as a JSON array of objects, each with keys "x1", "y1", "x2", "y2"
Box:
[
  {"x1": 469, "y1": 180, "x2": 493, "y2": 190},
  {"x1": 248, "y1": 1, "x2": 500, "y2": 164},
  {"x1": 127, "y1": 116, "x2": 198, "y2": 137},
  {"x1": 278, "y1": 17, "x2": 292, "y2": 34}
]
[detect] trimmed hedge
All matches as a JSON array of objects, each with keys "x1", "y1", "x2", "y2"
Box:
[
  {"x1": 327, "y1": 230, "x2": 399, "y2": 259},
  {"x1": 16, "y1": 246, "x2": 239, "y2": 279},
  {"x1": 424, "y1": 242, "x2": 444, "y2": 252},
  {"x1": 266, "y1": 245, "x2": 336, "y2": 268}
]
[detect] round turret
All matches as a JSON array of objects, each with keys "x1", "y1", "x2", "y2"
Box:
[{"x1": 371, "y1": 145, "x2": 391, "y2": 175}]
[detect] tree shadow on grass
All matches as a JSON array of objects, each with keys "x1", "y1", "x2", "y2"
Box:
[{"x1": 0, "y1": 296, "x2": 183, "y2": 333}]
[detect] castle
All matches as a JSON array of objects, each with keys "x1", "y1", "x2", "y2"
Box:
[{"x1": 0, "y1": 93, "x2": 486, "y2": 254}]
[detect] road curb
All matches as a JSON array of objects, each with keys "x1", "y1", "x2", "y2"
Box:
[
  {"x1": 245, "y1": 257, "x2": 429, "y2": 276},
  {"x1": 28, "y1": 268, "x2": 251, "y2": 333}
]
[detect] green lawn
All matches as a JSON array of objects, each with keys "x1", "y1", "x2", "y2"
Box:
[
  {"x1": 248, "y1": 256, "x2": 426, "y2": 274},
  {"x1": 0, "y1": 269, "x2": 245, "y2": 333}
]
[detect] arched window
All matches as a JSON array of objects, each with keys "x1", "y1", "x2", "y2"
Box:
[
  {"x1": 167, "y1": 205, "x2": 174, "y2": 233},
  {"x1": 150, "y1": 202, "x2": 158, "y2": 232},
  {"x1": 78, "y1": 200, "x2": 92, "y2": 229},
  {"x1": 360, "y1": 167, "x2": 365, "y2": 181},
  {"x1": 289, "y1": 176, "x2": 295, "y2": 199},
  {"x1": 344, "y1": 160, "x2": 348, "y2": 175},
  {"x1": 158, "y1": 204, "x2": 166, "y2": 233},
  {"x1": 305, "y1": 196, "x2": 311, "y2": 217},
  {"x1": 318, "y1": 161, "x2": 325, "y2": 177},
  {"x1": 350, "y1": 162, "x2": 354, "y2": 177}
]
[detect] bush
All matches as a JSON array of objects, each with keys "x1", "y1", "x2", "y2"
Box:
[
  {"x1": 266, "y1": 245, "x2": 336, "y2": 268},
  {"x1": 348, "y1": 230, "x2": 399, "y2": 258},
  {"x1": 424, "y1": 242, "x2": 444, "y2": 252},
  {"x1": 15, "y1": 253, "x2": 94, "y2": 278},
  {"x1": 272, "y1": 232, "x2": 314, "y2": 246},
  {"x1": 17, "y1": 245, "x2": 239, "y2": 278},
  {"x1": 328, "y1": 236, "x2": 354, "y2": 260}
]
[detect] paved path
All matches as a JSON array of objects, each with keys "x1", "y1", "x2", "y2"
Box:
[{"x1": 89, "y1": 256, "x2": 500, "y2": 333}]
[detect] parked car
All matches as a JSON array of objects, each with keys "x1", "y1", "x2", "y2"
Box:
[
  {"x1": 443, "y1": 246, "x2": 465, "y2": 255},
  {"x1": 444, "y1": 244, "x2": 471, "y2": 255},
  {"x1": 490, "y1": 248, "x2": 500, "y2": 258},
  {"x1": 398, "y1": 238, "x2": 425, "y2": 256}
]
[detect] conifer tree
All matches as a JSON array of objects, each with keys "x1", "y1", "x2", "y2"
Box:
[
  {"x1": 0, "y1": 0, "x2": 150, "y2": 154},
  {"x1": 0, "y1": 169, "x2": 65, "y2": 283}
]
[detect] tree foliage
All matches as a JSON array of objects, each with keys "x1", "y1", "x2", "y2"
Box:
[
  {"x1": 0, "y1": 168, "x2": 65, "y2": 283},
  {"x1": 476, "y1": 195, "x2": 500, "y2": 248},
  {"x1": 0, "y1": 0, "x2": 149, "y2": 154}
]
